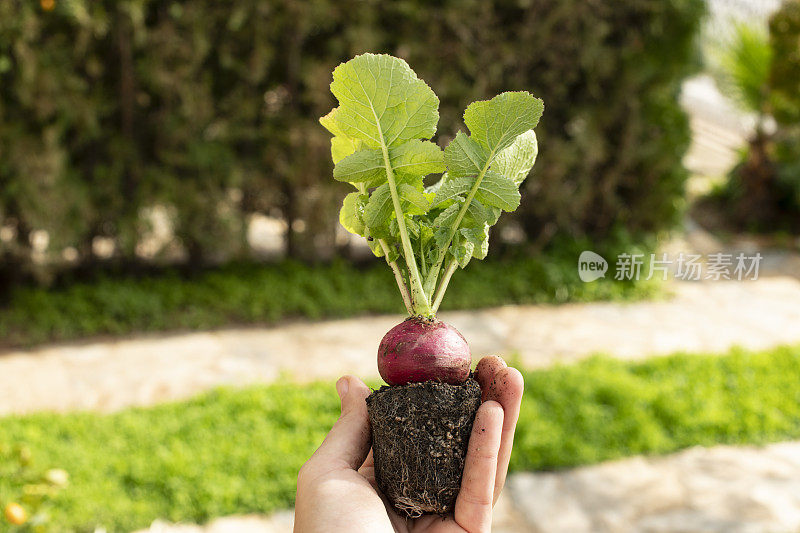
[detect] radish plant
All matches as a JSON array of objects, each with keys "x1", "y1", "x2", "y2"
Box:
[{"x1": 321, "y1": 53, "x2": 542, "y2": 515}]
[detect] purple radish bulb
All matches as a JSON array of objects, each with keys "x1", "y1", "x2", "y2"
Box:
[{"x1": 378, "y1": 316, "x2": 471, "y2": 386}]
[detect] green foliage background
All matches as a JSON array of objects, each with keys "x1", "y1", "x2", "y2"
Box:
[{"x1": 0, "y1": 0, "x2": 704, "y2": 284}]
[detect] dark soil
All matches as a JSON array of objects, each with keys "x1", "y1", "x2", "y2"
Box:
[{"x1": 366, "y1": 377, "x2": 481, "y2": 518}]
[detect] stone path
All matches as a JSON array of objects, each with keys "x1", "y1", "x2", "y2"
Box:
[
  {"x1": 132, "y1": 512, "x2": 294, "y2": 533},
  {"x1": 509, "y1": 441, "x2": 800, "y2": 533},
  {"x1": 131, "y1": 491, "x2": 531, "y2": 533},
  {"x1": 680, "y1": 75, "x2": 750, "y2": 179},
  {"x1": 132, "y1": 441, "x2": 800, "y2": 533},
  {"x1": 2, "y1": 275, "x2": 800, "y2": 415}
]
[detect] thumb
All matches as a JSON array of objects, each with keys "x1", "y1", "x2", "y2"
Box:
[{"x1": 312, "y1": 375, "x2": 372, "y2": 470}]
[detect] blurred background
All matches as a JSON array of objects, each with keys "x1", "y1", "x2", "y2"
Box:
[{"x1": 1, "y1": 0, "x2": 800, "y2": 531}]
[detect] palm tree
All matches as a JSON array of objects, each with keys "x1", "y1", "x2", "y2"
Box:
[{"x1": 710, "y1": 22, "x2": 777, "y2": 225}]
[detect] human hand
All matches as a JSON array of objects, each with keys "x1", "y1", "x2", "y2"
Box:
[{"x1": 294, "y1": 355, "x2": 524, "y2": 533}]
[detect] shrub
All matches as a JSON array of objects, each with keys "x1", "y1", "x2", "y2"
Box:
[
  {"x1": 771, "y1": 0, "x2": 800, "y2": 224},
  {"x1": 0, "y1": 0, "x2": 703, "y2": 282},
  {"x1": 770, "y1": 0, "x2": 800, "y2": 126}
]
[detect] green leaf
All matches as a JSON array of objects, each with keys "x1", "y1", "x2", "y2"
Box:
[
  {"x1": 391, "y1": 216, "x2": 420, "y2": 238},
  {"x1": 398, "y1": 183, "x2": 429, "y2": 215},
  {"x1": 474, "y1": 171, "x2": 520, "y2": 211},
  {"x1": 444, "y1": 132, "x2": 487, "y2": 178},
  {"x1": 322, "y1": 54, "x2": 544, "y2": 314},
  {"x1": 464, "y1": 91, "x2": 544, "y2": 153},
  {"x1": 431, "y1": 176, "x2": 472, "y2": 208},
  {"x1": 430, "y1": 91, "x2": 542, "y2": 275},
  {"x1": 451, "y1": 238, "x2": 475, "y2": 268},
  {"x1": 390, "y1": 140, "x2": 444, "y2": 178},
  {"x1": 334, "y1": 141, "x2": 442, "y2": 188},
  {"x1": 433, "y1": 172, "x2": 519, "y2": 212},
  {"x1": 364, "y1": 181, "x2": 429, "y2": 238},
  {"x1": 339, "y1": 192, "x2": 368, "y2": 235},
  {"x1": 320, "y1": 107, "x2": 362, "y2": 164},
  {"x1": 364, "y1": 184, "x2": 393, "y2": 237},
  {"x1": 319, "y1": 108, "x2": 345, "y2": 137},
  {"x1": 494, "y1": 130, "x2": 538, "y2": 186},
  {"x1": 462, "y1": 199, "x2": 489, "y2": 228},
  {"x1": 367, "y1": 238, "x2": 385, "y2": 258},
  {"x1": 433, "y1": 202, "x2": 460, "y2": 232},
  {"x1": 333, "y1": 149, "x2": 384, "y2": 186},
  {"x1": 406, "y1": 217, "x2": 420, "y2": 237},
  {"x1": 325, "y1": 55, "x2": 444, "y2": 314},
  {"x1": 431, "y1": 198, "x2": 487, "y2": 249},
  {"x1": 486, "y1": 206, "x2": 502, "y2": 226},
  {"x1": 329, "y1": 54, "x2": 439, "y2": 149},
  {"x1": 329, "y1": 137, "x2": 361, "y2": 165},
  {"x1": 433, "y1": 202, "x2": 461, "y2": 248},
  {"x1": 384, "y1": 242, "x2": 400, "y2": 263},
  {"x1": 450, "y1": 224, "x2": 489, "y2": 269},
  {"x1": 461, "y1": 225, "x2": 489, "y2": 260},
  {"x1": 418, "y1": 223, "x2": 434, "y2": 247},
  {"x1": 474, "y1": 241, "x2": 488, "y2": 261}
]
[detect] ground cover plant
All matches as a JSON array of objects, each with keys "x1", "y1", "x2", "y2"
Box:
[
  {"x1": 319, "y1": 53, "x2": 544, "y2": 514},
  {"x1": 0, "y1": 252, "x2": 657, "y2": 349},
  {"x1": 2, "y1": 345, "x2": 800, "y2": 531},
  {"x1": 0, "y1": 445, "x2": 69, "y2": 532}
]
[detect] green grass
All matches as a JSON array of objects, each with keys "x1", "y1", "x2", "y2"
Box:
[
  {"x1": 0, "y1": 255, "x2": 657, "y2": 348},
  {"x1": 2, "y1": 345, "x2": 800, "y2": 532}
]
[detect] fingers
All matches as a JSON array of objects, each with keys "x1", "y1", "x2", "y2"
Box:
[
  {"x1": 357, "y1": 448, "x2": 375, "y2": 479},
  {"x1": 360, "y1": 448, "x2": 374, "y2": 470},
  {"x1": 475, "y1": 356, "x2": 525, "y2": 502},
  {"x1": 307, "y1": 375, "x2": 372, "y2": 472},
  {"x1": 486, "y1": 366, "x2": 524, "y2": 502},
  {"x1": 475, "y1": 356, "x2": 507, "y2": 402},
  {"x1": 454, "y1": 400, "x2": 503, "y2": 533}
]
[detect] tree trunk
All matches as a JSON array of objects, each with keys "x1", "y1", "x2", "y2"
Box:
[{"x1": 737, "y1": 128, "x2": 776, "y2": 228}]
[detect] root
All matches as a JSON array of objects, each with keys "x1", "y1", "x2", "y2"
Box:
[{"x1": 393, "y1": 496, "x2": 425, "y2": 518}]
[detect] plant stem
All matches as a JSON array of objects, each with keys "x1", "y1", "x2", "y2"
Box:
[
  {"x1": 431, "y1": 258, "x2": 458, "y2": 314},
  {"x1": 379, "y1": 239, "x2": 413, "y2": 315},
  {"x1": 424, "y1": 152, "x2": 495, "y2": 294},
  {"x1": 374, "y1": 123, "x2": 431, "y2": 316},
  {"x1": 356, "y1": 181, "x2": 414, "y2": 315}
]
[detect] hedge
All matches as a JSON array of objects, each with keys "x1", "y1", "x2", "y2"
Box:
[{"x1": 0, "y1": 0, "x2": 703, "y2": 285}]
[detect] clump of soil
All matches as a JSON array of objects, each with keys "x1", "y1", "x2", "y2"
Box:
[{"x1": 366, "y1": 378, "x2": 481, "y2": 517}]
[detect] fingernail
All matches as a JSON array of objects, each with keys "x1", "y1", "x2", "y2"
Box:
[{"x1": 336, "y1": 377, "x2": 349, "y2": 399}]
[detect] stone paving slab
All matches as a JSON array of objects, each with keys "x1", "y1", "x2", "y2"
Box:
[
  {"x1": 131, "y1": 491, "x2": 529, "y2": 533},
  {"x1": 2, "y1": 276, "x2": 800, "y2": 415},
  {"x1": 509, "y1": 441, "x2": 800, "y2": 533},
  {"x1": 132, "y1": 512, "x2": 293, "y2": 533}
]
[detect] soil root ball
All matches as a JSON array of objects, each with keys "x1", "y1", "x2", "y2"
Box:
[{"x1": 366, "y1": 378, "x2": 481, "y2": 517}]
